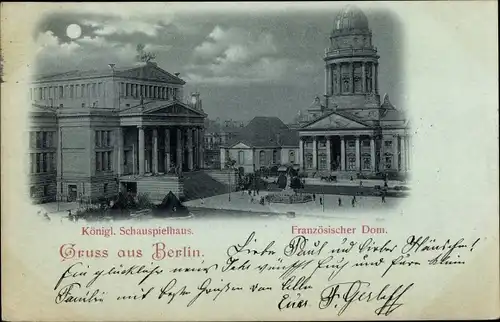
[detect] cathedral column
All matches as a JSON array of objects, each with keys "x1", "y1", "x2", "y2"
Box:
[
  {"x1": 138, "y1": 126, "x2": 145, "y2": 175},
  {"x1": 187, "y1": 128, "x2": 194, "y2": 171},
  {"x1": 325, "y1": 64, "x2": 329, "y2": 95},
  {"x1": 400, "y1": 135, "x2": 406, "y2": 172},
  {"x1": 350, "y1": 62, "x2": 355, "y2": 93},
  {"x1": 370, "y1": 136, "x2": 376, "y2": 172},
  {"x1": 164, "y1": 128, "x2": 171, "y2": 173},
  {"x1": 152, "y1": 128, "x2": 158, "y2": 174},
  {"x1": 355, "y1": 136, "x2": 361, "y2": 171},
  {"x1": 198, "y1": 128, "x2": 205, "y2": 168},
  {"x1": 361, "y1": 62, "x2": 366, "y2": 93},
  {"x1": 312, "y1": 136, "x2": 318, "y2": 170},
  {"x1": 176, "y1": 128, "x2": 182, "y2": 172},
  {"x1": 407, "y1": 136, "x2": 411, "y2": 171},
  {"x1": 375, "y1": 64, "x2": 379, "y2": 93},
  {"x1": 326, "y1": 136, "x2": 331, "y2": 172},
  {"x1": 299, "y1": 138, "x2": 304, "y2": 170},
  {"x1": 393, "y1": 135, "x2": 398, "y2": 170},
  {"x1": 193, "y1": 128, "x2": 199, "y2": 169},
  {"x1": 116, "y1": 127, "x2": 124, "y2": 176},
  {"x1": 337, "y1": 63, "x2": 342, "y2": 94},
  {"x1": 371, "y1": 63, "x2": 376, "y2": 93},
  {"x1": 340, "y1": 136, "x2": 346, "y2": 171}
]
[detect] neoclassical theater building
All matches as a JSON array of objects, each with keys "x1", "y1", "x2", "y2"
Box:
[
  {"x1": 28, "y1": 61, "x2": 206, "y2": 203},
  {"x1": 296, "y1": 6, "x2": 411, "y2": 177}
]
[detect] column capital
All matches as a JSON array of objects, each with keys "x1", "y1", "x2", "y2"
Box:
[{"x1": 137, "y1": 125, "x2": 145, "y2": 130}]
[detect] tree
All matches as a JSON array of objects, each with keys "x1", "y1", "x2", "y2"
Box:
[
  {"x1": 277, "y1": 173, "x2": 287, "y2": 189},
  {"x1": 290, "y1": 176, "x2": 302, "y2": 192},
  {"x1": 136, "y1": 44, "x2": 156, "y2": 63}
]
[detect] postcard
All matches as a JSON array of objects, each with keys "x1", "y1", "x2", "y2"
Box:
[{"x1": 1, "y1": 1, "x2": 499, "y2": 321}]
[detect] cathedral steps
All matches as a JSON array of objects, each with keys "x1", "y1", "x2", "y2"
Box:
[{"x1": 183, "y1": 171, "x2": 231, "y2": 201}]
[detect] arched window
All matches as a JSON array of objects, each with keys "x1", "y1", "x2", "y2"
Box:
[
  {"x1": 259, "y1": 150, "x2": 266, "y2": 165},
  {"x1": 289, "y1": 150, "x2": 295, "y2": 164},
  {"x1": 319, "y1": 153, "x2": 327, "y2": 170},
  {"x1": 238, "y1": 151, "x2": 245, "y2": 165},
  {"x1": 305, "y1": 153, "x2": 313, "y2": 169},
  {"x1": 272, "y1": 150, "x2": 278, "y2": 164},
  {"x1": 347, "y1": 153, "x2": 356, "y2": 171}
]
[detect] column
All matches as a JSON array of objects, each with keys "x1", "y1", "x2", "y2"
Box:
[
  {"x1": 164, "y1": 128, "x2": 171, "y2": 173},
  {"x1": 371, "y1": 63, "x2": 376, "y2": 93},
  {"x1": 176, "y1": 128, "x2": 182, "y2": 171},
  {"x1": 116, "y1": 127, "x2": 124, "y2": 176},
  {"x1": 325, "y1": 65, "x2": 329, "y2": 95},
  {"x1": 400, "y1": 136, "x2": 406, "y2": 172},
  {"x1": 187, "y1": 128, "x2": 194, "y2": 171},
  {"x1": 326, "y1": 136, "x2": 331, "y2": 172},
  {"x1": 198, "y1": 128, "x2": 204, "y2": 168},
  {"x1": 193, "y1": 128, "x2": 198, "y2": 169},
  {"x1": 152, "y1": 128, "x2": 158, "y2": 174},
  {"x1": 370, "y1": 136, "x2": 376, "y2": 172},
  {"x1": 393, "y1": 135, "x2": 398, "y2": 170},
  {"x1": 138, "y1": 126, "x2": 145, "y2": 175},
  {"x1": 355, "y1": 136, "x2": 360, "y2": 171},
  {"x1": 406, "y1": 136, "x2": 411, "y2": 171},
  {"x1": 299, "y1": 138, "x2": 304, "y2": 170},
  {"x1": 361, "y1": 62, "x2": 366, "y2": 93},
  {"x1": 340, "y1": 136, "x2": 346, "y2": 171},
  {"x1": 312, "y1": 136, "x2": 317, "y2": 170},
  {"x1": 337, "y1": 63, "x2": 342, "y2": 94},
  {"x1": 375, "y1": 64, "x2": 378, "y2": 93},
  {"x1": 350, "y1": 62, "x2": 354, "y2": 93}
]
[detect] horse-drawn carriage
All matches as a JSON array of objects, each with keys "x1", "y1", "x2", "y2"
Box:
[{"x1": 320, "y1": 175, "x2": 337, "y2": 182}]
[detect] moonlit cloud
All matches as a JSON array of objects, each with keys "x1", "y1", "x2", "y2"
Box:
[{"x1": 83, "y1": 19, "x2": 163, "y2": 37}]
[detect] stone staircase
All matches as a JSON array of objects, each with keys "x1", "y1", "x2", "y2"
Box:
[
  {"x1": 204, "y1": 170, "x2": 238, "y2": 186},
  {"x1": 183, "y1": 171, "x2": 231, "y2": 201}
]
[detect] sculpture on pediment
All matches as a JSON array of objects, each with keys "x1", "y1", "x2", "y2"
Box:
[{"x1": 136, "y1": 44, "x2": 156, "y2": 63}]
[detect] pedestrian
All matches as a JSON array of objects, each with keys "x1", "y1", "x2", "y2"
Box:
[
  {"x1": 352, "y1": 197, "x2": 356, "y2": 207},
  {"x1": 313, "y1": 193, "x2": 316, "y2": 202},
  {"x1": 319, "y1": 197, "x2": 323, "y2": 206},
  {"x1": 338, "y1": 197, "x2": 342, "y2": 206},
  {"x1": 360, "y1": 181, "x2": 363, "y2": 187},
  {"x1": 68, "y1": 210, "x2": 73, "y2": 222},
  {"x1": 382, "y1": 194, "x2": 386, "y2": 203}
]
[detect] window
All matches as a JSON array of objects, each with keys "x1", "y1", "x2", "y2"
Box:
[
  {"x1": 238, "y1": 151, "x2": 244, "y2": 165},
  {"x1": 319, "y1": 153, "x2": 327, "y2": 170},
  {"x1": 51, "y1": 152, "x2": 56, "y2": 170},
  {"x1": 289, "y1": 151, "x2": 295, "y2": 163},
  {"x1": 30, "y1": 154, "x2": 34, "y2": 174},
  {"x1": 36, "y1": 153, "x2": 41, "y2": 173},
  {"x1": 272, "y1": 150, "x2": 278, "y2": 164},
  {"x1": 102, "y1": 131, "x2": 108, "y2": 147},
  {"x1": 107, "y1": 131, "x2": 111, "y2": 146},
  {"x1": 362, "y1": 154, "x2": 371, "y2": 170},
  {"x1": 362, "y1": 140, "x2": 370, "y2": 147},
  {"x1": 92, "y1": 83, "x2": 97, "y2": 98},
  {"x1": 29, "y1": 132, "x2": 35, "y2": 148},
  {"x1": 59, "y1": 86, "x2": 64, "y2": 98},
  {"x1": 42, "y1": 153, "x2": 47, "y2": 172},
  {"x1": 384, "y1": 141, "x2": 393, "y2": 148},
  {"x1": 96, "y1": 152, "x2": 101, "y2": 171},
  {"x1": 305, "y1": 153, "x2": 313, "y2": 169},
  {"x1": 259, "y1": 150, "x2": 266, "y2": 165},
  {"x1": 95, "y1": 131, "x2": 101, "y2": 147},
  {"x1": 348, "y1": 140, "x2": 355, "y2": 148},
  {"x1": 347, "y1": 154, "x2": 356, "y2": 171},
  {"x1": 107, "y1": 151, "x2": 112, "y2": 170},
  {"x1": 42, "y1": 132, "x2": 47, "y2": 148},
  {"x1": 385, "y1": 155, "x2": 392, "y2": 169},
  {"x1": 103, "y1": 183, "x2": 108, "y2": 194}
]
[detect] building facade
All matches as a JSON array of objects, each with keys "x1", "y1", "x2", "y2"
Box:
[
  {"x1": 297, "y1": 6, "x2": 411, "y2": 177},
  {"x1": 28, "y1": 61, "x2": 206, "y2": 203},
  {"x1": 204, "y1": 119, "x2": 242, "y2": 169},
  {"x1": 220, "y1": 117, "x2": 299, "y2": 174}
]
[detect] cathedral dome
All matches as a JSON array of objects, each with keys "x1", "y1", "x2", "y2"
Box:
[{"x1": 333, "y1": 5, "x2": 369, "y2": 31}]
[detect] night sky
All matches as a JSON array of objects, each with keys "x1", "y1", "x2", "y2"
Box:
[{"x1": 33, "y1": 4, "x2": 403, "y2": 123}]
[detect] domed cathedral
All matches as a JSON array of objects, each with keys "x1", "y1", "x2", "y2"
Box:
[{"x1": 298, "y1": 5, "x2": 411, "y2": 178}]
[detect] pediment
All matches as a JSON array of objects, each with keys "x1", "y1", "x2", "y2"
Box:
[
  {"x1": 116, "y1": 64, "x2": 185, "y2": 85},
  {"x1": 146, "y1": 102, "x2": 204, "y2": 117},
  {"x1": 231, "y1": 142, "x2": 251, "y2": 149},
  {"x1": 303, "y1": 112, "x2": 367, "y2": 129}
]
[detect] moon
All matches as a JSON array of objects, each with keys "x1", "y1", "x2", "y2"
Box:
[{"x1": 66, "y1": 24, "x2": 82, "y2": 39}]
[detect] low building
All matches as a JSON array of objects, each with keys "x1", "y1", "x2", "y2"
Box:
[
  {"x1": 203, "y1": 120, "x2": 242, "y2": 169},
  {"x1": 28, "y1": 61, "x2": 207, "y2": 203},
  {"x1": 220, "y1": 117, "x2": 299, "y2": 174}
]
